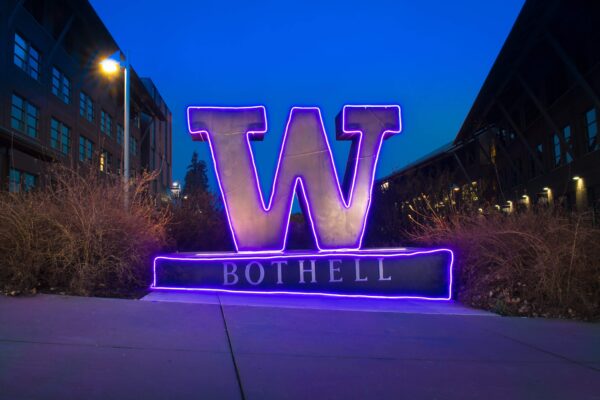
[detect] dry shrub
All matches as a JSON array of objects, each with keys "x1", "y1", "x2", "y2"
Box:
[
  {"x1": 0, "y1": 164, "x2": 169, "y2": 296},
  {"x1": 411, "y1": 208, "x2": 600, "y2": 320}
]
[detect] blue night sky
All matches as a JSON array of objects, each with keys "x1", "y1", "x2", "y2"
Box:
[{"x1": 90, "y1": 0, "x2": 524, "y2": 193}]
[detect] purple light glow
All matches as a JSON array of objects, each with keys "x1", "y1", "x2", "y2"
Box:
[
  {"x1": 155, "y1": 105, "x2": 453, "y2": 301},
  {"x1": 151, "y1": 248, "x2": 454, "y2": 301},
  {"x1": 186, "y1": 105, "x2": 401, "y2": 253}
]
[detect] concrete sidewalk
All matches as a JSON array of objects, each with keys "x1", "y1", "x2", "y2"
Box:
[{"x1": 0, "y1": 293, "x2": 598, "y2": 399}]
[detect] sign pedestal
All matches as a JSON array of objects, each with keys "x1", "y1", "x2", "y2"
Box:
[{"x1": 152, "y1": 248, "x2": 453, "y2": 300}]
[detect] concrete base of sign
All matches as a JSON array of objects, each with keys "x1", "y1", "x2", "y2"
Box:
[{"x1": 152, "y1": 248, "x2": 453, "y2": 300}]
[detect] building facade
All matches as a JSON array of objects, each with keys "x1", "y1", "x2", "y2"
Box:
[
  {"x1": 369, "y1": 0, "x2": 600, "y2": 244},
  {"x1": 0, "y1": 0, "x2": 172, "y2": 193}
]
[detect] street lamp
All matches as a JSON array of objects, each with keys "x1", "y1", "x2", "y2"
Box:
[
  {"x1": 171, "y1": 181, "x2": 181, "y2": 198},
  {"x1": 100, "y1": 51, "x2": 130, "y2": 209}
]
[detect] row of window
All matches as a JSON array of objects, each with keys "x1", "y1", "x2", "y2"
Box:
[
  {"x1": 495, "y1": 108, "x2": 599, "y2": 188},
  {"x1": 15, "y1": 32, "x2": 71, "y2": 104},
  {"x1": 550, "y1": 108, "x2": 597, "y2": 167},
  {"x1": 10, "y1": 93, "x2": 138, "y2": 156},
  {"x1": 14, "y1": 32, "x2": 126, "y2": 139}
]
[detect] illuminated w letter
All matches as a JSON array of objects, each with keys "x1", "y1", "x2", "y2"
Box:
[{"x1": 187, "y1": 106, "x2": 401, "y2": 252}]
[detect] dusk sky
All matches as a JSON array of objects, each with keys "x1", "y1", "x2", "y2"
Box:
[{"x1": 90, "y1": 0, "x2": 524, "y2": 193}]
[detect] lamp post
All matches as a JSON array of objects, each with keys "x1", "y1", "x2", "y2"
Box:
[
  {"x1": 171, "y1": 181, "x2": 181, "y2": 197},
  {"x1": 100, "y1": 51, "x2": 130, "y2": 209}
]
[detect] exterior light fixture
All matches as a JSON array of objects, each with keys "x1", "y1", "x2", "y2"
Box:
[
  {"x1": 543, "y1": 187, "x2": 550, "y2": 192},
  {"x1": 100, "y1": 58, "x2": 119, "y2": 74},
  {"x1": 573, "y1": 176, "x2": 581, "y2": 181},
  {"x1": 99, "y1": 50, "x2": 130, "y2": 208},
  {"x1": 171, "y1": 181, "x2": 181, "y2": 198}
]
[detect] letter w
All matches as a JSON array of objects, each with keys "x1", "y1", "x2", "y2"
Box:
[{"x1": 187, "y1": 106, "x2": 401, "y2": 252}]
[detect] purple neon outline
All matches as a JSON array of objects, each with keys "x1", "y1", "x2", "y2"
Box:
[
  {"x1": 151, "y1": 248, "x2": 453, "y2": 301},
  {"x1": 186, "y1": 105, "x2": 402, "y2": 253}
]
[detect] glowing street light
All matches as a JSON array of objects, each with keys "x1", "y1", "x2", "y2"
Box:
[
  {"x1": 171, "y1": 181, "x2": 181, "y2": 198},
  {"x1": 100, "y1": 58, "x2": 119, "y2": 74},
  {"x1": 100, "y1": 50, "x2": 131, "y2": 209}
]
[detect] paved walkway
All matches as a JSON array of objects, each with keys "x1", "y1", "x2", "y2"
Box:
[{"x1": 0, "y1": 293, "x2": 598, "y2": 399}]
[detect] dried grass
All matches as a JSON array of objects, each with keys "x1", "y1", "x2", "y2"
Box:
[
  {"x1": 410, "y1": 205, "x2": 600, "y2": 320},
  {"x1": 0, "y1": 164, "x2": 169, "y2": 297}
]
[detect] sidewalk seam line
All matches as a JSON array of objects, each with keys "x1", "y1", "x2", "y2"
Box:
[
  {"x1": 489, "y1": 330, "x2": 600, "y2": 373},
  {"x1": 218, "y1": 295, "x2": 247, "y2": 400}
]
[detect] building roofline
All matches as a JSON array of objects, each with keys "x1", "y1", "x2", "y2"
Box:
[{"x1": 454, "y1": 0, "x2": 558, "y2": 142}]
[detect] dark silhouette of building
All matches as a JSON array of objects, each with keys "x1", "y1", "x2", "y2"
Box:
[
  {"x1": 0, "y1": 0, "x2": 172, "y2": 193},
  {"x1": 370, "y1": 0, "x2": 600, "y2": 243}
]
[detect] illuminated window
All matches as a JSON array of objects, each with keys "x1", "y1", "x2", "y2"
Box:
[
  {"x1": 50, "y1": 118, "x2": 71, "y2": 155},
  {"x1": 586, "y1": 108, "x2": 598, "y2": 152},
  {"x1": 51, "y1": 67, "x2": 70, "y2": 104},
  {"x1": 13, "y1": 33, "x2": 40, "y2": 80},
  {"x1": 100, "y1": 151, "x2": 106, "y2": 172},
  {"x1": 79, "y1": 136, "x2": 93, "y2": 162},
  {"x1": 11, "y1": 94, "x2": 38, "y2": 138},
  {"x1": 99, "y1": 151, "x2": 112, "y2": 172},
  {"x1": 490, "y1": 143, "x2": 497, "y2": 164},
  {"x1": 79, "y1": 92, "x2": 94, "y2": 122}
]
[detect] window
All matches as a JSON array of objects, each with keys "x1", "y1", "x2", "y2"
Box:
[
  {"x1": 117, "y1": 124, "x2": 123, "y2": 145},
  {"x1": 586, "y1": 108, "x2": 598, "y2": 152},
  {"x1": 79, "y1": 136, "x2": 93, "y2": 162},
  {"x1": 9, "y1": 168, "x2": 37, "y2": 192},
  {"x1": 23, "y1": 172, "x2": 37, "y2": 192},
  {"x1": 563, "y1": 125, "x2": 573, "y2": 164},
  {"x1": 9, "y1": 169, "x2": 20, "y2": 193},
  {"x1": 130, "y1": 137, "x2": 137, "y2": 156},
  {"x1": 50, "y1": 118, "x2": 71, "y2": 155},
  {"x1": 553, "y1": 134, "x2": 561, "y2": 166},
  {"x1": 13, "y1": 33, "x2": 40, "y2": 80},
  {"x1": 100, "y1": 150, "x2": 112, "y2": 172},
  {"x1": 79, "y1": 92, "x2": 94, "y2": 122},
  {"x1": 100, "y1": 110, "x2": 112, "y2": 137},
  {"x1": 11, "y1": 94, "x2": 39, "y2": 138},
  {"x1": 100, "y1": 151, "x2": 106, "y2": 172},
  {"x1": 51, "y1": 67, "x2": 70, "y2": 104}
]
